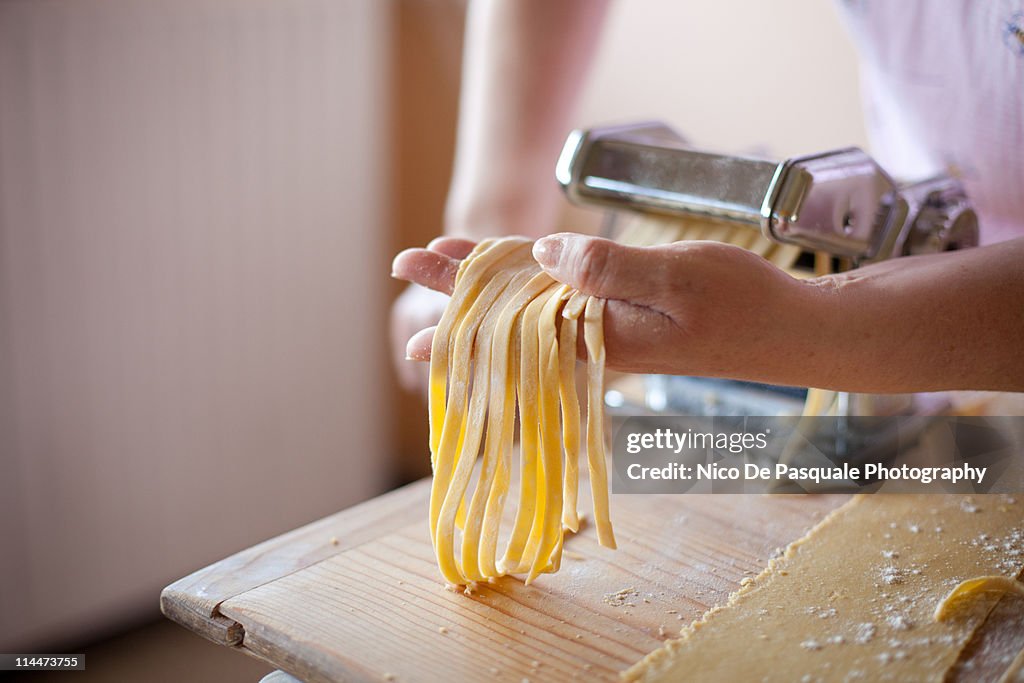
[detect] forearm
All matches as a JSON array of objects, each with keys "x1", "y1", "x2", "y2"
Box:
[
  {"x1": 797, "y1": 238, "x2": 1024, "y2": 393},
  {"x1": 445, "y1": 0, "x2": 610, "y2": 239}
]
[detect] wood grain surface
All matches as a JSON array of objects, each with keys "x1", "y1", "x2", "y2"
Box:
[
  {"x1": 160, "y1": 482, "x2": 430, "y2": 646},
  {"x1": 163, "y1": 478, "x2": 847, "y2": 682}
]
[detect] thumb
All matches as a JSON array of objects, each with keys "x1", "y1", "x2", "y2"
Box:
[{"x1": 532, "y1": 233, "x2": 663, "y2": 302}]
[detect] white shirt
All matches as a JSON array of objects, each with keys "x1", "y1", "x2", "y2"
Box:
[{"x1": 838, "y1": 0, "x2": 1024, "y2": 244}]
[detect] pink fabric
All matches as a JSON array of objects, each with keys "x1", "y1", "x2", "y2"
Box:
[{"x1": 837, "y1": 0, "x2": 1024, "y2": 244}]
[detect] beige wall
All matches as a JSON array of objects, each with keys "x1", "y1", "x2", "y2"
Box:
[
  {"x1": 579, "y1": 0, "x2": 869, "y2": 156},
  {"x1": 0, "y1": 0, "x2": 391, "y2": 649},
  {"x1": 388, "y1": 0, "x2": 466, "y2": 479}
]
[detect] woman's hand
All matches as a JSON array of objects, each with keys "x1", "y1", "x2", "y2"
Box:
[
  {"x1": 389, "y1": 238, "x2": 479, "y2": 393},
  {"x1": 391, "y1": 233, "x2": 829, "y2": 385},
  {"x1": 390, "y1": 284, "x2": 450, "y2": 393}
]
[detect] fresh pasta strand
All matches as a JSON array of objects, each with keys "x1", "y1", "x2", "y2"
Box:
[
  {"x1": 524, "y1": 286, "x2": 573, "y2": 582},
  {"x1": 558, "y1": 294, "x2": 584, "y2": 533},
  {"x1": 429, "y1": 239, "x2": 527, "y2": 464},
  {"x1": 428, "y1": 238, "x2": 615, "y2": 587},
  {"x1": 499, "y1": 284, "x2": 558, "y2": 575},
  {"x1": 583, "y1": 296, "x2": 616, "y2": 549},
  {"x1": 476, "y1": 275, "x2": 549, "y2": 578},
  {"x1": 616, "y1": 214, "x2": 807, "y2": 277},
  {"x1": 458, "y1": 264, "x2": 548, "y2": 582},
  {"x1": 432, "y1": 243, "x2": 536, "y2": 585}
]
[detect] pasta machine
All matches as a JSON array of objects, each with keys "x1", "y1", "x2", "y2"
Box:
[
  {"x1": 556, "y1": 121, "x2": 978, "y2": 265},
  {"x1": 555, "y1": 121, "x2": 981, "y2": 460}
]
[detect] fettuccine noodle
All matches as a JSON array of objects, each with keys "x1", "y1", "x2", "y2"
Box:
[{"x1": 429, "y1": 237, "x2": 615, "y2": 587}]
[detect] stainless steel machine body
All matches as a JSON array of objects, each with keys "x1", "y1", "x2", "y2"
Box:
[
  {"x1": 556, "y1": 122, "x2": 980, "y2": 425},
  {"x1": 557, "y1": 122, "x2": 978, "y2": 266}
]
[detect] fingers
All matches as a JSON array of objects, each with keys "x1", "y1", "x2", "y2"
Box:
[
  {"x1": 395, "y1": 239, "x2": 684, "y2": 378},
  {"x1": 390, "y1": 238, "x2": 477, "y2": 382},
  {"x1": 406, "y1": 326, "x2": 436, "y2": 361},
  {"x1": 405, "y1": 302, "x2": 678, "y2": 372},
  {"x1": 532, "y1": 233, "x2": 666, "y2": 304},
  {"x1": 391, "y1": 238, "x2": 479, "y2": 295},
  {"x1": 427, "y1": 236, "x2": 476, "y2": 260},
  {"x1": 393, "y1": 234, "x2": 686, "y2": 374},
  {"x1": 391, "y1": 248, "x2": 460, "y2": 295},
  {"x1": 391, "y1": 284, "x2": 450, "y2": 393}
]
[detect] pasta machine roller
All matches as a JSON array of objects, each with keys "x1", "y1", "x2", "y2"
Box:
[{"x1": 556, "y1": 121, "x2": 978, "y2": 264}]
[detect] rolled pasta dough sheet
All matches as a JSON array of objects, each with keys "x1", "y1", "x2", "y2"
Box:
[{"x1": 625, "y1": 494, "x2": 1024, "y2": 682}]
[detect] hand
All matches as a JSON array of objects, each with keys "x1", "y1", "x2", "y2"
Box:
[
  {"x1": 389, "y1": 238, "x2": 479, "y2": 393},
  {"x1": 392, "y1": 233, "x2": 825, "y2": 384}
]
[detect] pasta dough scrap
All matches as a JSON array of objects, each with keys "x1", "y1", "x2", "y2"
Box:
[
  {"x1": 935, "y1": 576, "x2": 1024, "y2": 621},
  {"x1": 428, "y1": 237, "x2": 615, "y2": 587},
  {"x1": 624, "y1": 494, "x2": 1024, "y2": 683}
]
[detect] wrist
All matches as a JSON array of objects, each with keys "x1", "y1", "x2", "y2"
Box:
[
  {"x1": 729, "y1": 271, "x2": 848, "y2": 390},
  {"x1": 444, "y1": 178, "x2": 562, "y2": 240},
  {"x1": 788, "y1": 275, "x2": 848, "y2": 388}
]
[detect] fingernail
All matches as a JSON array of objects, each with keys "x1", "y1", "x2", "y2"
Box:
[
  {"x1": 390, "y1": 249, "x2": 412, "y2": 278},
  {"x1": 533, "y1": 236, "x2": 564, "y2": 268}
]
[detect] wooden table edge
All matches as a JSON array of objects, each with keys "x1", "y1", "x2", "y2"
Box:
[{"x1": 160, "y1": 478, "x2": 431, "y2": 645}]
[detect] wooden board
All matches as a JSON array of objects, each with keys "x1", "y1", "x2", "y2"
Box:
[{"x1": 162, "y1": 478, "x2": 847, "y2": 682}]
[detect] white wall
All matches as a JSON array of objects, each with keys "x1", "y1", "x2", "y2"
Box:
[{"x1": 0, "y1": 0, "x2": 390, "y2": 649}]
